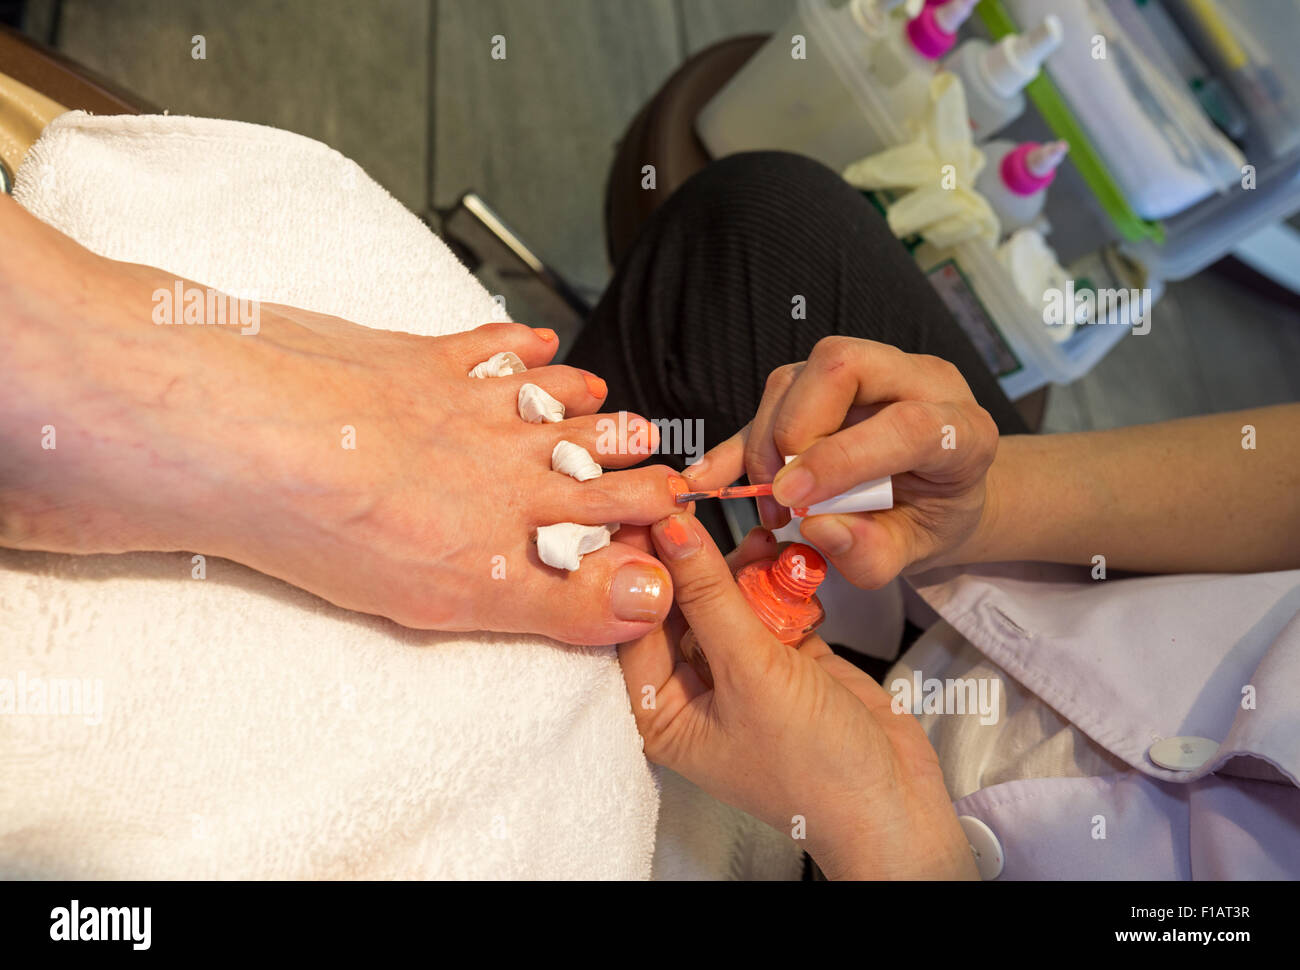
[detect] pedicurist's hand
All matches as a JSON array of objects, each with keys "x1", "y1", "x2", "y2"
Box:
[
  {"x1": 687, "y1": 337, "x2": 999, "y2": 589},
  {"x1": 0, "y1": 198, "x2": 678, "y2": 644},
  {"x1": 620, "y1": 514, "x2": 977, "y2": 880}
]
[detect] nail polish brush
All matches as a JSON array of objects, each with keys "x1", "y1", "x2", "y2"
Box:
[{"x1": 676, "y1": 466, "x2": 893, "y2": 517}]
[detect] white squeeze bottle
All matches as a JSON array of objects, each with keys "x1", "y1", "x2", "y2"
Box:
[
  {"x1": 975, "y1": 140, "x2": 1069, "y2": 236},
  {"x1": 848, "y1": 0, "x2": 910, "y2": 38},
  {"x1": 870, "y1": 0, "x2": 979, "y2": 123},
  {"x1": 943, "y1": 16, "x2": 1064, "y2": 141}
]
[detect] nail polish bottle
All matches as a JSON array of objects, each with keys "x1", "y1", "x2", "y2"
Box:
[{"x1": 735, "y1": 543, "x2": 828, "y2": 646}]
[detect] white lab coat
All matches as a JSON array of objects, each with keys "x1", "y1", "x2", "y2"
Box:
[{"x1": 897, "y1": 562, "x2": 1300, "y2": 879}]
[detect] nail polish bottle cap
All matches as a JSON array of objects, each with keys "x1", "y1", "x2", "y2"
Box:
[{"x1": 773, "y1": 544, "x2": 828, "y2": 599}]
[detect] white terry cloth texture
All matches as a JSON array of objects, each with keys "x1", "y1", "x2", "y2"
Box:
[{"x1": 4, "y1": 111, "x2": 802, "y2": 880}]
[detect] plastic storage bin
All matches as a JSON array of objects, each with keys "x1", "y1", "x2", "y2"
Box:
[
  {"x1": 695, "y1": 0, "x2": 911, "y2": 173},
  {"x1": 911, "y1": 235, "x2": 1148, "y2": 400},
  {"x1": 698, "y1": 0, "x2": 1147, "y2": 397}
]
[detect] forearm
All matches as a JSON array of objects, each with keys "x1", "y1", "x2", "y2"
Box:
[{"x1": 959, "y1": 405, "x2": 1300, "y2": 573}]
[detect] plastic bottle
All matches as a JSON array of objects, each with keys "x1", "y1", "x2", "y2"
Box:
[
  {"x1": 903, "y1": 0, "x2": 979, "y2": 61},
  {"x1": 735, "y1": 543, "x2": 828, "y2": 647},
  {"x1": 943, "y1": 16, "x2": 1064, "y2": 141},
  {"x1": 975, "y1": 140, "x2": 1069, "y2": 236},
  {"x1": 848, "y1": 0, "x2": 910, "y2": 39},
  {"x1": 871, "y1": 0, "x2": 979, "y2": 122}
]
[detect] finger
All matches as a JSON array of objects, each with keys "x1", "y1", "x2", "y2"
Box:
[
  {"x1": 793, "y1": 632, "x2": 835, "y2": 661},
  {"x1": 650, "y1": 513, "x2": 784, "y2": 691},
  {"x1": 798, "y1": 509, "x2": 915, "y2": 589},
  {"x1": 490, "y1": 365, "x2": 609, "y2": 419},
  {"x1": 449, "y1": 321, "x2": 561, "y2": 371},
  {"x1": 746, "y1": 364, "x2": 803, "y2": 529},
  {"x1": 774, "y1": 399, "x2": 992, "y2": 509},
  {"x1": 508, "y1": 538, "x2": 674, "y2": 645},
  {"x1": 770, "y1": 338, "x2": 962, "y2": 460},
  {"x1": 682, "y1": 425, "x2": 748, "y2": 490},
  {"x1": 532, "y1": 465, "x2": 684, "y2": 527},
  {"x1": 617, "y1": 633, "x2": 709, "y2": 767},
  {"x1": 549, "y1": 412, "x2": 661, "y2": 468},
  {"x1": 723, "y1": 527, "x2": 779, "y2": 572}
]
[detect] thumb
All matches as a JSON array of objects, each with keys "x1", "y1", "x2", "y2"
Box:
[{"x1": 649, "y1": 514, "x2": 784, "y2": 690}]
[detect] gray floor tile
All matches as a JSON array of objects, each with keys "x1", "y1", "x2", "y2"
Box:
[
  {"x1": 676, "y1": 0, "x2": 795, "y2": 53},
  {"x1": 431, "y1": 0, "x2": 680, "y2": 301},
  {"x1": 1169, "y1": 270, "x2": 1300, "y2": 414},
  {"x1": 52, "y1": 0, "x2": 431, "y2": 212},
  {"x1": 1044, "y1": 266, "x2": 1300, "y2": 432}
]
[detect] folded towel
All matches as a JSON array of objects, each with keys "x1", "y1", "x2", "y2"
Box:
[{"x1": 3, "y1": 112, "x2": 664, "y2": 879}]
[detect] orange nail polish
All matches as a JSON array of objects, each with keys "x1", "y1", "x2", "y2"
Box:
[
  {"x1": 662, "y1": 515, "x2": 691, "y2": 547},
  {"x1": 584, "y1": 373, "x2": 608, "y2": 398},
  {"x1": 667, "y1": 474, "x2": 689, "y2": 498},
  {"x1": 735, "y1": 543, "x2": 827, "y2": 646},
  {"x1": 534, "y1": 328, "x2": 558, "y2": 342}
]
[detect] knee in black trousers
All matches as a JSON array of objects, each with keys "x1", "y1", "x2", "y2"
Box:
[{"x1": 568, "y1": 150, "x2": 1025, "y2": 465}]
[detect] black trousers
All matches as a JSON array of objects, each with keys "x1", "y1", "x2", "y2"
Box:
[{"x1": 568, "y1": 151, "x2": 1026, "y2": 538}]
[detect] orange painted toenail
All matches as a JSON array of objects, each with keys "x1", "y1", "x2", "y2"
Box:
[
  {"x1": 533, "y1": 328, "x2": 558, "y2": 342},
  {"x1": 584, "y1": 373, "x2": 608, "y2": 398}
]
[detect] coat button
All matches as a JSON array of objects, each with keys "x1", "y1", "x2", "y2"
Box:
[
  {"x1": 957, "y1": 815, "x2": 1004, "y2": 880},
  {"x1": 1148, "y1": 736, "x2": 1219, "y2": 771}
]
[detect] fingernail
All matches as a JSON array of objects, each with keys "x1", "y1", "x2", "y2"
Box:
[
  {"x1": 533, "y1": 328, "x2": 558, "y2": 342},
  {"x1": 773, "y1": 463, "x2": 814, "y2": 506},
  {"x1": 583, "y1": 373, "x2": 607, "y2": 398},
  {"x1": 611, "y1": 563, "x2": 669, "y2": 622},
  {"x1": 802, "y1": 516, "x2": 853, "y2": 556},
  {"x1": 656, "y1": 514, "x2": 701, "y2": 559},
  {"x1": 683, "y1": 456, "x2": 708, "y2": 481}
]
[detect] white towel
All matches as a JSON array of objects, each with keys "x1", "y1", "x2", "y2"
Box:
[{"x1": 3, "y1": 112, "x2": 663, "y2": 879}]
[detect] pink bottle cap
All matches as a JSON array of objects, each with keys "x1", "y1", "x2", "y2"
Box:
[
  {"x1": 906, "y1": 0, "x2": 976, "y2": 59},
  {"x1": 1000, "y1": 140, "x2": 1069, "y2": 195}
]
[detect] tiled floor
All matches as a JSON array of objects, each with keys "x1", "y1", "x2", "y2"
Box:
[{"x1": 16, "y1": 0, "x2": 1300, "y2": 432}]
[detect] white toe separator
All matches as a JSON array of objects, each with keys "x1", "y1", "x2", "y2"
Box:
[
  {"x1": 518, "y1": 383, "x2": 565, "y2": 423},
  {"x1": 536, "y1": 522, "x2": 618, "y2": 571},
  {"x1": 468, "y1": 351, "x2": 526, "y2": 379},
  {"x1": 552, "y1": 441, "x2": 603, "y2": 481}
]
